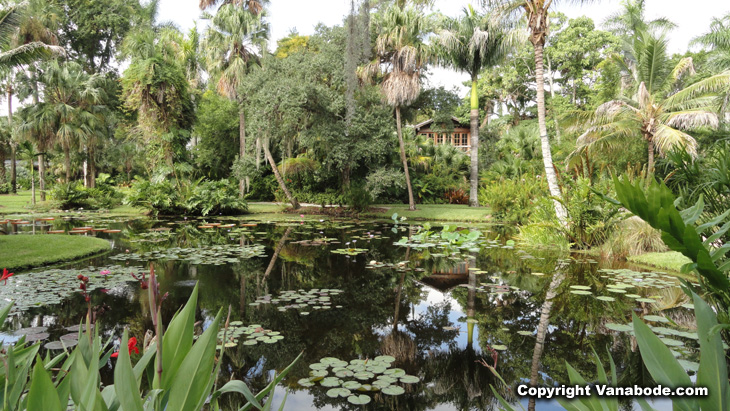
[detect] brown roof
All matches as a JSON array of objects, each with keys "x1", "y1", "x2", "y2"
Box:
[{"x1": 414, "y1": 116, "x2": 467, "y2": 132}]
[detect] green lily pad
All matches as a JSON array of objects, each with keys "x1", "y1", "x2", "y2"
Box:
[
  {"x1": 297, "y1": 378, "x2": 315, "y2": 387},
  {"x1": 382, "y1": 385, "x2": 405, "y2": 395},
  {"x1": 347, "y1": 394, "x2": 371, "y2": 405},
  {"x1": 326, "y1": 388, "x2": 351, "y2": 398},
  {"x1": 399, "y1": 375, "x2": 420, "y2": 384},
  {"x1": 320, "y1": 377, "x2": 342, "y2": 387},
  {"x1": 596, "y1": 296, "x2": 616, "y2": 302}
]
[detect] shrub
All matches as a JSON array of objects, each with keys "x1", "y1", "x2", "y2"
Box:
[
  {"x1": 479, "y1": 176, "x2": 544, "y2": 225},
  {"x1": 599, "y1": 216, "x2": 667, "y2": 259},
  {"x1": 125, "y1": 178, "x2": 247, "y2": 216},
  {"x1": 347, "y1": 184, "x2": 372, "y2": 212},
  {"x1": 49, "y1": 182, "x2": 90, "y2": 209},
  {"x1": 365, "y1": 168, "x2": 406, "y2": 203},
  {"x1": 0, "y1": 182, "x2": 10, "y2": 194}
]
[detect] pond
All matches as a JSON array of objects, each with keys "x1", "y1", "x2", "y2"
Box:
[{"x1": 0, "y1": 215, "x2": 698, "y2": 410}]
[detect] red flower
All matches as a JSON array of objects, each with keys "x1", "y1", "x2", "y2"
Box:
[
  {"x1": 111, "y1": 336, "x2": 139, "y2": 358},
  {"x1": 1, "y1": 269, "x2": 13, "y2": 285}
]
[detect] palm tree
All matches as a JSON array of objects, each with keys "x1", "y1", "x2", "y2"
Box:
[
  {"x1": 0, "y1": 1, "x2": 63, "y2": 193},
  {"x1": 434, "y1": 5, "x2": 517, "y2": 207},
  {"x1": 203, "y1": 3, "x2": 268, "y2": 196},
  {"x1": 20, "y1": 61, "x2": 106, "y2": 183},
  {"x1": 485, "y1": 0, "x2": 571, "y2": 225},
  {"x1": 199, "y1": 0, "x2": 267, "y2": 14},
  {"x1": 693, "y1": 13, "x2": 730, "y2": 71},
  {"x1": 363, "y1": 4, "x2": 431, "y2": 211},
  {"x1": 572, "y1": 32, "x2": 730, "y2": 175}
]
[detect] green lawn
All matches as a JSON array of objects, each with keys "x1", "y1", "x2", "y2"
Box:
[
  {"x1": 0, "y1": 191, "x2": 144, "y2": 217},
  {"x1": 628, "y1": 251, "x2": 692, "y2": 272},
  {"x1": 365, "y1": 204, "x2": 492, "y2": 222},
  {"x1": 0, "y1": 235, "x2": 111, "y2": 271}
]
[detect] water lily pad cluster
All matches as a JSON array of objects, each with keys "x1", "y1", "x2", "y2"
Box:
[
  {"x1": 568, "y1": 269, "x2": 685, "y2": 305},
  {"x1": 0, "y1": 266, "x2": 136, "y2": 313},
  {"x1": 331, "y1": 247, "x2": 368, "y2": 256},
  {"x1": 297, "y1": 356, "x2": 419, "y2": 404},
  {"x1": 215, "y1": 321, "x2": 283, "y2": 348},
  {"x1": 250, "y1": 289, "x2": 343, "y2": 314},
  {"x1": 109, "y1": 244, "x2": 266, "y2": 265}
]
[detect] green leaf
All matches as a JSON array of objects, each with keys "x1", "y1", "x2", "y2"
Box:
[
  {"x1": 632, "y1": 314, "x2": 697, "y2": 411},
  {"x1": 114, "y1": 330, "x2": 144, "y2": 411},
  {"x1": 159, "y1": 283, "x2": 199, "y2": 390},
  {"x1": 693, "y1": 292, "x2": 730, "y2": 410},
  {"x1": 165, "y1": 308, "x2": 222, "y2": 411},
  {"x1": 28, "y1": 358, "x2": 63, "y2": 411}
]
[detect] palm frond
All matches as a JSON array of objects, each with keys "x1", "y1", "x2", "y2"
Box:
[
  {"x1": 0, "y1": 41, "x2": 63, "y2": 69},
  {"x1": 653, "y1": 123, "x2": 697, "y2": 157},
  {"x1": 663, "y1": 70, "x2": 730, "y2": 108},
  {"x1": 662, "y1": 110, "x2": 718, "y2": 130}
]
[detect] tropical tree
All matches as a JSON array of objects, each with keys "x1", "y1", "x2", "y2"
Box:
[
  {"x1": 19, "y1": 61, "x2": 106, "y2": 183},
  {"x1": 434, "y1": 5, "x2": 517, "y2": 207},
  {"x1": 199, "y1": 0, "x2": 267, "y2": 14},
  {"x1": 203, "y1": 3, "x2": 268, "y2": 196},
  {"x1": 693, "y1": 13, "x2": 730, "y2": 75},
  {"x1": 485, "y1": 0, "x2": 571, "y2": 225},
  {"x1": 121, "y1": 28, "x2": 195, "y2": 181},
  {"x1": 0, "y1": 0, "x2": 63, "y2": 193},
  {"x1": 363, "y1": 4, "x2": 431, "y2": 211},
  {"x1": 572, "y1": 31, "x2": 730, "y2": 175}
]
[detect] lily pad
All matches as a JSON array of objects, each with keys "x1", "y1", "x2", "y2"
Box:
[
  {"x1": 326, "y1": 388, "x2": 351, "y2": 398},
  {"x1": 347, "y1": 394, "x2": 371, "y2": 405},
  {"x1": 382, "y1": 385, "x2": 405, "y2": 395}
]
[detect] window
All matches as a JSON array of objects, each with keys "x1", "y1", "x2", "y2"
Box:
[
  {"x1": 461, "y1": 133, "x2": 469, "y2": 146},
  {"x1": 437, "y1": 134, "x2": 444, "y2": 144}
]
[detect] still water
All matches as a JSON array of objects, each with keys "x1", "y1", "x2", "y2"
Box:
[{"x1": 0, "y1": 214, "x2": 694, "y2": 410}]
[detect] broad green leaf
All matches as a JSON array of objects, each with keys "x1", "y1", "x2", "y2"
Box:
[
  {"x1": 165, "y1": 309, "x2": 222, "y2": 411},
  {"x1": 693, "y1": 292, "x2": 730, "y2": 410},
  {"x1": 159, "y1": 283, "x2": 199, "y2": 390},
  {"x1": 114, "y1": 330, "x2": 144, "y2": 411},
  {"x1": 27, "y1": 359, "x2": 63, "y2": 411},
  {"x1": 632, "y1": 314, "x2": 697, "y2": 411}
]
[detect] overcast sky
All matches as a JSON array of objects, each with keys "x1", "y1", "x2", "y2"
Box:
[{"x1": 157, "y1": 0, "x2": 730, "y2": 95}]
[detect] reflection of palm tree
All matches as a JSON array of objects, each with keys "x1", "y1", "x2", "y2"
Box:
[
  {"x1": 528, "y1": 270, "x2": 564, "y2": 411},
  {"x1": 263, "y1": 227, "x2": 292, "y2": 281}
]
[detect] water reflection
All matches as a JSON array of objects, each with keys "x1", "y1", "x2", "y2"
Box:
[{"x1": 0, "y1": 216, "x2": 696, "y2": 410}]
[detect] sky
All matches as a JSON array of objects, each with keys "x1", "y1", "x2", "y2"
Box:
[{"x1": 157, "y1": 0, "x2": 730, "y2": 95}]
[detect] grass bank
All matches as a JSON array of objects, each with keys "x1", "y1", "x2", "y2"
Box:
[
  {"x1": 0, "y1": 235, "x2": 111, "y2": 270},
  {"x1": 628, "y1": 251, "x2": 692, "y2": 273},
  {"x1": 0, "y1": 191, "x2": 144, "y2": 217},
  {"x1": 365, "y1": 204, "x2": 491, "y2": 222}
]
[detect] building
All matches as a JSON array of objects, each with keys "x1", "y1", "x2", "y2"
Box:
[{"x1": 414, "y1": 117, "x2": 471, "y2": 151}]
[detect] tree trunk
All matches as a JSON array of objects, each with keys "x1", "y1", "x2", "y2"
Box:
[
  {"x1": 469, "y1": 77, "x2": 480, "y2": 207},
  {"x1": 263, "y1": 141, "x2": 299, "y2": 209},
  {"x1": 533, "y1": 42, "x2": 568, "y2": 226},
  {"x1": 30, "y1": 162, "x2": 35, "y2": 205},
  {"x1": 38, "y1": 154, "x2": 45, "y2": 201},
  {"x1": 647, "y1": 137, "x2": 655, "y2": 176},
  {"x1": 395, "y1": 106, "x2": 415, "y2": 211},
  {"x1": 88, "y1": 145, "x2": 96, "y2": 188},
  {"x1": 0, "y1": 142, "x2": 5, "y2": 184},
  {"x1": 8, "y1": 87, "x2": 16, "y2": 194},
  {"x1": 480, "y1": 100, "x2": 493, "y2": 129},
  {"x1": 546, "y1": 56, "x2": 561, "y2": 143},
  {"x1": 263, "y1": 227, "x2": 292, "y2": 280},
  {"x1": 63, "y1": 143, "x2": 71, "y2": 183},
  {"x1": 238, "y1": 108, "x2": 246, "y2": 197}
]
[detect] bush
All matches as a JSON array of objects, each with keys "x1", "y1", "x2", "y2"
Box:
[
  {"x1": 365, "y1": 168, "x2": 406, "y2": 203},
  {"x1": 49, "y1": 174, "x2": 123, "y2": 210},
  {"x1": 347, "y1": 184, "x2": 372, "y2": 212},
  {"x1": 599, "y1": 216, "x2": 667, "y2": 259},
  {"x1": 479, "y1": 176, "x2": 544, "y2": 225},
  {"x1": 125, "y1": 178, "x2": 247, "y2": 216},
  {"x1": 0, "y1": 182, "x2": 10, "y2": 194}
]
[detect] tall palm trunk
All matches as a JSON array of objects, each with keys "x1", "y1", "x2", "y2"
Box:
[
  {"x1": 8, "y1": 87, "x2": 16, "y2": 194},
  {"x1": 395, "y1": 106, "x2": 415, "y2": 211},
  {"x1": 38, "y1": 153, "x2": 45, "y2": 201},
  {"x1": 88, "y1": 144, "x2": 96, "y2": 188},
  {"x1": 63, "y1": 143, "x2": 71, "y2": 182},
  {"x1": 468, "y1": 76, "x2": 479, "y2": 207},
  {"x1": 646, "y1": 136, "x2": 655, "y2": 176},
  {"x1": 533, "y1": 41, "x2": 567, "y2": 225},
  {"x1": 263, "y1": 140, "x2": 299, "y2": 210},
  {"x1": 238, "y1": 108, "x2": 246, "y2": 197}
]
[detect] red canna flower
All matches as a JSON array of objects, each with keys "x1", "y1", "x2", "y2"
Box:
[
  {"x1": 111, "y1": 336, "x2": 139, "y2": 358},
  {"x1": 1, "y1": 269, "x2": 13, "y2": 285}
]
